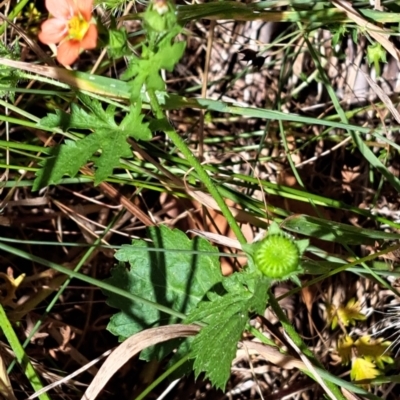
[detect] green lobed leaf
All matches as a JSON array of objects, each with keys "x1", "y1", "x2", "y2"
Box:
[
  {"x1": 40, "y1": 97, "x2": 115, "y2": 131},
  {"x1": 145, "y1": 11, "x2": 168, "y2": 32},
  {"x1": 221, "y1": 270, "x2": 251, "y2": 294},
  {"x1": 122, "y1": 30, "x2": 186, "y2": 100},
  {"x1": 185, "y1": 274, "x2": 271, "y2": 389},
  {"x1": 0, "y1": 41, "x2": 21, "y2": 101},
  {"x1": 33, "y1": 136, "x2": 99, "y2": 190},
  {"x1": 185, "y1": 292, "x2": 251, "y2": 390},
  {"x1": 247, "y1": 274, "x2": 270, "y2": 315},
  {"x1": 144, "y1": 0, "x2": 177, "y2": 32},
  {"x1": 34, "y1": 96, "x2": 151, "y2": 189},
  {"x1": 92, "y1": 129, "x2": 132, "y2": 184},
  {"x1": 104, "y1": 226, "x2": 222, "y2": 359},
  {"x1": 119, "y1": 101, "x2": 152, "y2": 141},
  {"x1": 108, "y1": 27, "x2": 129, "y2": 58},
  {"x1": 155, "y1": 39, "x2": 186, "y2": 72}
]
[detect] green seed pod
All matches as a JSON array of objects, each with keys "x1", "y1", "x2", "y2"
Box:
[{"x1": 254, "y1": 234, "x2": 300, "y2": 279}]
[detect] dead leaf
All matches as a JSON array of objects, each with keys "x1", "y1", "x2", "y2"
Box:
[
  {"x1": 241, "y1": 341, "x2": 305, "y2": 370},
  {"x1": 0, "y1": 354, "x2": 16, "y2": 400},
  {"x1": 188, "y1": 229, "x2": 243, "y2": 250},
  {"x1": 82, "y1": 324, "x2": 201, "y2": 400}
]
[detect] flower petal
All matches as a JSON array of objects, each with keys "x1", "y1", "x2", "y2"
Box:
[
  {"x1": 44, "y1": 0, "x2": 74, "y2": 20},
  {"x1": 39, "y1": 19, "x2": 68, "y2": 44},
  {"x1": 57, "y1": 40, "x2": 80, "y2": 65},
  {"x1": 77, "y1": 0, "x2": 94, "y2": 22},
  {"x1": 80, "y1": 24, "x2": 97, "y2": 50}
]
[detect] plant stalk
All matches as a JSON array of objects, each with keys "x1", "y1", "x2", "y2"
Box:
[{"x1": 147, "y1": 88, "x2": 247, "y2": 244}]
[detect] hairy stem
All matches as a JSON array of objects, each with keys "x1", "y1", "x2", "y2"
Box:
[{"x1": 147, "y1": 89, "x2": 247, "y2": 244}]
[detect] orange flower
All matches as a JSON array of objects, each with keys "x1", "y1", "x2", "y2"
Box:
[{"x1": 39, "y1": 0, "x2": 97, "y2": 66}]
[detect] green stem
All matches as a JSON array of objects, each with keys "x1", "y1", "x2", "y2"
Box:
[
  {"x1": 0, "y1": 0, "x2": 30, "y2": 35},
  {"x1": 268, "y1": 290, "x2": 345, "y2": 400},
  {"x1": 147, "y1": 89, "x2": 246, "y2": 244},
  {"x1": 134, "y1": 353, "x2": 191, "y2": 400},
  {"x1": 0, "y1": 304, "x2": 51, "y2": 400}
]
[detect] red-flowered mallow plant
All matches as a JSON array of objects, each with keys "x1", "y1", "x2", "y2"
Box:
[{"x1": 38, "y1": 0, "x2": 98, "y2": 66}]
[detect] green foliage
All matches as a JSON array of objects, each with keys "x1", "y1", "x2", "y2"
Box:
[
  {"x1": 122, "y1": 31, "x2": 186, "y2": 100},
  {"x1": 331, "y1": 24, "x2": 347, "y2": 47},
  {"x1": 104, "y1": 226, "x2": 222, "y2": 359},
  {"x1": 6, "y1": 0, "x2": 400, "y2": 396},
  {"x1": 103, "y1": 223, "x2": 277, "y2": 388},
  {"x1": 244, "y1": 222, "x2": 308, "y2": 283},
  {"x1": 185, "y1": 270, "x2": 270, "y2": 389},
  {"x1": 121, "y1": 0, "x2": 186, "y2": 100},
  {"x1": 185, "y1": 292, "x2": 250, "y2": 389},
  {"x1": 33, "y1": 0, "x2": 186, "y2": 188},
  {"x1": 145, "y1": 0, "x2": 178, "y2": 31},
  {"x1": 105, "y1": 220, "x2": 310, "y2": 389},
  {"x1": 281, "y1": 215, "x2": 400, "y2": 245},
  {"x1": 108, "y1": 27, "x2": 129, "y2": 58},
  {"x1": 0, "y1": 41, "x2": 21, "y2": 101},
  {"x1": 181, "y1": 224, "x2": 308, "y2": 389},
  {"x1": 366, "y1": 42, "x2": 387, "y2": 77},
  {"x1": 33, "y1": 95, "x2": 151, "y2": 189}
]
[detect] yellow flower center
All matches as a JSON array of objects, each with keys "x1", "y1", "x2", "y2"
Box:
[{"x1": 68, "y1": 15, "x2": 89, "y2": 41}]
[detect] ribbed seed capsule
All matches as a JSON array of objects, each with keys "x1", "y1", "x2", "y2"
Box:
[{"x1": 254, "y1": 234, "x2": 300, "y2": 279}]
